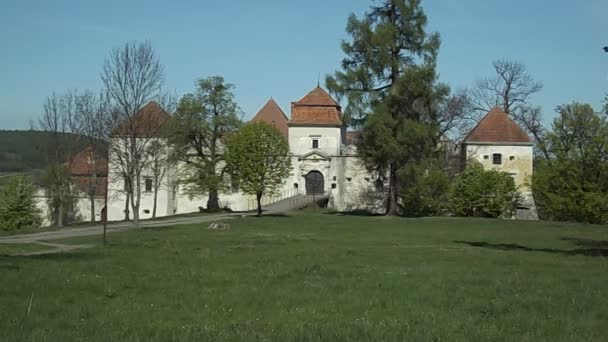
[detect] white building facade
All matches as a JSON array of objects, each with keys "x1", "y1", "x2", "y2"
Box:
[{"x1": 102, "y1": 90, "x2": 537, "y2": 221}]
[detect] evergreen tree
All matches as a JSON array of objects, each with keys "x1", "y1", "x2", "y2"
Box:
[
  {"x1": 224, "y1": 123, "x2": 291, "y2": 216},
  {"x1": 0, "y1": 176, "x2": 41, "y2": 231},
  {"x1": 170, "y1": 76, "x2": 242, "y2": 211},
  {"x1": 328, "y1": 0, "x2": 455, "y2": 215}
]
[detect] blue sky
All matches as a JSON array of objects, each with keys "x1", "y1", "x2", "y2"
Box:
[{"x1": 1, "y1": 0, "x2": 606, "y2": 129}]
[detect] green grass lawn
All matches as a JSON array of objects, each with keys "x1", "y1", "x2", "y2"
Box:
[
  {"x1": 1, "y1": 213, "x2": 607, "y2": 341},
  {"x1": 0, "y1": 243, "x2": 49, "y2": 255}
]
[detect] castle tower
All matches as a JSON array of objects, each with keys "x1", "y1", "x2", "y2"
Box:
[{"x1": 463, "y1": 107, "x2": 538, "y2": 220}]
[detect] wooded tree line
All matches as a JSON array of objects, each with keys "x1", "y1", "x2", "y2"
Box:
[{"x1": 10, "y1": 0, "x2": 605, "y2": 231}]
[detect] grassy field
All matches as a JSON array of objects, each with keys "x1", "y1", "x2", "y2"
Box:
[
  {"x1": 1, "y1": 213, "x2": 607, "y2": 341},
  {"x1": 0, "y1": 243, "x2": 49, "y2": 255}
]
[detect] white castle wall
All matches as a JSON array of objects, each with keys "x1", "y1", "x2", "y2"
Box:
[
  {"x1": 289, "y1": 126, "x2": 342, "y2": 155},
  {"x1": 465, "y1": 144, "x2": 534, "y2": 195},
  {"x1": 35, "y1": 189, "x2": 105, "y2": 227}
]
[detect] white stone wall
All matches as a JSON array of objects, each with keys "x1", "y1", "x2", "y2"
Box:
[
  {"x1": 35, "y1": 189, "x2": 105, "y2": 227},
  {"x1": 289, "y1": 126, "x2": 341, "y2": 155},
  {"x1": 465, "y1": 144, "x2": 533, "y2": 193},
  {"x1": 103, "y1": 125, "x2": 381, "y2": 219},
  {"x1": 331, "y1": 146, "x2": 385, "y2": 213},
  {"x1": 106, "y1": 136, "x2": 175, "y2": 221}
]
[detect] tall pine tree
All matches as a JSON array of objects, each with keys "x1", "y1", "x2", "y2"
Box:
[{"x1": 327, "y1": 0, "x2": 448, "y2": 215}]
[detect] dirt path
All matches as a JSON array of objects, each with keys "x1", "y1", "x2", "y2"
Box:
[{"x1": 0, "y1": 194, "x2": 325, "y2": 255}]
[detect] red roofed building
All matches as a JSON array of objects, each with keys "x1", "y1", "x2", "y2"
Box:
[
  {"x1": 69, "y1": 146, "x2": 108, "y2": 197},
  {"x1": 289, "y1": 86, "x2": 343, "y2": 127},
  {"x1": 462, "y1": 107, "x2": 537, "y2": 219},
  {"x1": 112, "y1": 101, "x2": 171, "y2": 137},
  {"x1": 250, "y1": 98, "x2": 289, "y2": 138},
  {"x1": 464, "y1": 107, "x2": 532, "y2": 145}
]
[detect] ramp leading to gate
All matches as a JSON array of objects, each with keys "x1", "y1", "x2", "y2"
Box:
[{"x1": 246, "y1": 189, "x2": 329, "y2": 213}]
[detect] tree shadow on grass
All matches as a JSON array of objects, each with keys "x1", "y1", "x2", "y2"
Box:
[
  {"x1": 454, "y1": 240, "x2": 608, "y2": 258},
  {"x1": 561, "y1": 237, "x2": 608, "y2": 249},
  {"x1": 324, "y1": 210, "x2": 384, "y2": 217},
  {"x1": 259, "y1": 213, "x2": 291, "y2": 218}
]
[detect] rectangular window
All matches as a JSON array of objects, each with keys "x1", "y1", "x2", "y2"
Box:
[
  {"x1": 145, "y1": 178, "x2": 153, "y2": 192},
  {"x1": 312, "y1": 139, "x2": 319, "y2": 148},
  {"x1": 492, "y1": 153, "x2": 502, "y2": 165}
]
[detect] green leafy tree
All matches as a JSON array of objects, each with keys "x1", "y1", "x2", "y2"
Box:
[
  {"x1": 533, "y1": 103, "x2": 608, "y2": 223},
  {"x1": 224, "y1": 123, "x2": 291, "y2": 216},
  {"x1": 399, "y1": 160, "x2": 449, "y2": 217},
  {"x1": 449, "y1": 163, "x2": 520, "y2": 218},
  {"x1": 0, "y1": 176, "x2": 41, "y2": 231},
  {"x1": 170, "y1": 76, "x2": 242, "y2": 211},
  {"x1": 327, "y1": 0, "x2": 463, "y2": 215}
]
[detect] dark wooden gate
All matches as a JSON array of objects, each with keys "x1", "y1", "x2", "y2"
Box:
[{"x1": 305, "y1": 171, "x2": 324, "y2": 195}]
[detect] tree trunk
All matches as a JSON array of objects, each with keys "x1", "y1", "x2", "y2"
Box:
[
  {"x1": 90, "y1": 194, "x2": 96, "y2": 223},
  {"x1": 91, "y1": 161, "x2": 97, "y2": 223},
  {"x1": 256, "y1": 192, "x2": 263, "y2": 216},
  {"x1": 124, "y1": 192, "x2": 130, "y2": 221},
  {"x1": 132, "y1": 204, "x2": 140, "y2": 226},
  {"x1": 131, "y1": 175, "x2": 141, "y2": 227},
  {"x1": 152, "y1": 187, "x2": 158, "y2": 219},
  {"x1": 207, "y1": 188, "x2": 220, "y2": 211},
  {"x1": 57, "y1": 201, "x2": 64, "y2": 228},
  {"x1": 131, "y1": 184, "x2": 141, "y2": 227},
  {"x1": 385, "y1": 165, "x2": 400, "y2": 216}
]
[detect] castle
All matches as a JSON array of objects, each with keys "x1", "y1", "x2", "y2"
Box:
[{"x1": 62, "y1": 85, "x2": 537, "y2": 224}]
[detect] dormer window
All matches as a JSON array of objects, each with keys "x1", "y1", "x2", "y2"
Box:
[
  {"x1": 492, "y1": 153, "x2": 502, "y2": 165},
  {"x1": 312, "y1": 139, "x2": 319, "y2": 149}
]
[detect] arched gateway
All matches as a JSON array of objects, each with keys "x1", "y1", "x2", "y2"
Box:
[{"x1": 305, "y1": 171, "x2": 324, "y2": 195}]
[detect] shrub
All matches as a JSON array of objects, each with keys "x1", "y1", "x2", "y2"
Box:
[
  {"x1": 0, "y1": 176, "x2": 42, "y2": 231},
  {"x1": 532, "y1": 103, "x2": 608, "y2": 224},
  {"x1": 399, "y1": 162, "x2": 450, "y2": 217},
  {"x1": 449, "y1": 163, "x2": 519, "y2": 218}
]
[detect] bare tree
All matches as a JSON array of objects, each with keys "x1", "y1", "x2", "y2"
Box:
[
  {"x1": 74, "y1": 90, "x2": 111, "y2": 223},
  {"x1": 436, "y1": 89, "x2": 475, "y2": 142},
  {"x1": 146, "y1": 140, "x2": 168, "y2": 218},
  {"x1": 101, "y1": 41, "x2": 168, "y2": 226},
  {"x1": 37, "y1": 91, "x2": 81, "y2": 227},
  {"x1": 468, "y1": 59, "x2": 549, "y2": 158}
]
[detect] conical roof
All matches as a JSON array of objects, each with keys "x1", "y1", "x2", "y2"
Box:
[
  {"x1": 294, "y1": 86, "x2": 340, "y2": 107},
  {"x1": 289, "y1": 86, "x2": 343, "y2": 126},
  {"x1": 250, "y1": 98, "x2": 289, "y2": 138},
  {"x1": 464, "y1": 107, "x2": 532, "y2": 145}
]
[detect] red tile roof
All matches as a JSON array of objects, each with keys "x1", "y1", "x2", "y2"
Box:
[
  {"x1": 112, "y1": 101, "x2": 171, "y2": 137},
  {"x1": 250, "y1": 98, "x2": 289, "y2": 138},
  {"x1": 464, "y1": 107, "x2": 532, "y2": 144},
  {"x1": 289, "y1": 86, "x2": 343, "y2": 126},
  {"x1": 294, "y1": 86, "x2": 340, "y2": 107},
  {"x1": 69, "y1": 146, "x2": 108, "y2": 176},
  {"x1": 69, "y1": 146, "x2": 108, "y2": 197}
]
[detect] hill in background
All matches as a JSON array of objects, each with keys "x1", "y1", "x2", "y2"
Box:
[{"x1": 0, "y1": 130, "x2": 106, "y2": 188}]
